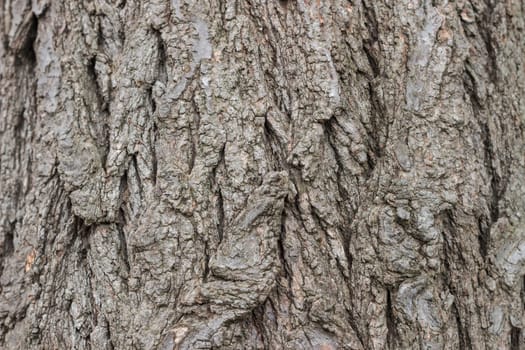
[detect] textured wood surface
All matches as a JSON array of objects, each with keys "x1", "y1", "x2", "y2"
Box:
[{"x1": 0, "y1": 0, "x2": 524, "y2": 349}]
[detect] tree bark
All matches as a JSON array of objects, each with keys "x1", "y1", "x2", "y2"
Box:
[{"x1": 1, "y1": 0, "x2": 524, "y2": 349}]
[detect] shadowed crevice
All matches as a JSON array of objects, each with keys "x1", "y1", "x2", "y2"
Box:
[
  {"x1": 151, "y1": 121, "x2": 159, "y2": 186},
  {"x1": 217, "y1": 187, "x2": 224, "y2": 243},
  {"x1": 117, "y1": 210, "x2": 130, "y2": 275},
  {"x1": 0, "y1": 221, "x2": 16, "y2": 283},
  {"x1": 86, "y1": 55, "x2": 110, "y2": 165},
  {"x1": 364, "y1": 82, "x2": 386, "y2": 175},
  {"x1": 13, "y1": 14, "x2": 38, "y2": 65},
  {"x1": 510, "y1": 326, "x2": 521, "y2": 350},
  {"x1": 321, "y1": 116, "x2": 354, "y2": 273},
  {"x1": 251, "y1": 305, "x2": 269, "y2": 348},
  {"x1": 263, "y1": 115, "x2": 287, "y2": 172},
  {"x1": 156, "y1": 29, "x2": 168, "y2": 83},
  {"x1": 453, "y1": 303, "x2": 472, "y2": 350},
  {"x1": 478, "y1": 0, "x2": 498, "y2": 83},
  {"x1": 277, "y1": 209, "x2": 291, "y2": 282},
  {"x1": 441, "y1": 210, "x2": 473, "y2": 348},
  {"x1": 131, "y1": 154, "x2": 144, "y2": 197},
  {"x1": 463, "y1": 67, "x2": 498, "y2": 260},
  {"x1": 385, "y1": 288, "x2": 399, "y2": 349},
  {"x1": 361, "y1": 0, "x2": 380, "y2": 78},
  {"x1": 477, "y1": 217, "x2": 489, "y2": 259},
  {"x1": 3, "y1": 222, "x2": 15, "y2": 257},
  {"x1": 512, "y1": 277, "x2": 525, "y2": 350}
]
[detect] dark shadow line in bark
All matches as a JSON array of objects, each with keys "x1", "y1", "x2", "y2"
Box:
[
  {"x1": 216, "y1": 187, "x2": 224, "y2": 243},
  {"x1": 321, "y1": 116, "x2": 360, "y2": 278},
  {"x1": 10, "y1": 119, "x2": 24, "y2": 239},
  {"x1": 210, "y1": 139, "x2": 226, "y2": 244},
  {"x1": 263, "y1": 114, "x2": 287, "y2": 172},
  {"x1": 105, "y1": 318, "x2": 115, "y2": 350},
  {"x1": 74, "y1": 216, "x2": 93, "y2": 252},
  {"x1": 511, "y1": 276, "x2": 525, "y2": 350},
  {"x1": 385, "y1": 288, "x2": 399, "y2": 349},
  {"x1": 203, "y1": 240, "x2": 210, "y2": 282},
  {"x1": 78, "y1": 225, "x2": 103, "y2": 349},
  {"x1": 303, "y1": 326, "x2": 314, "y2": 348},
  {"x1": 0, "y1": 221, "x2": 16, "y2": 288},
  {"x1": 362, "y1": 0, "x2": 379, "y2": 41},
  {"x1": 96, "y1": 15, "x2": 104, "y2": 55},
  {"x1": 361, "y1": 0, "x2": 380, "y2": 78},
  {"x1": 13, "y1": 107, "x2": 26, "y2": 173},
  {"x1": 441, "y1": 210, "x2": 473, "y2": 349},
  {"x1": 478, "y1": 1, "x2": 498, "y2": 83},
  {"x1": 3, "y1": 222, "x2": 15, "y2": 257},
  {"x1": 117, "y1": 168, "x2": 133, "y2": 278},
  {"x1": 74, "y1": 216, "x2": 98, "y2": 326},
  {"x1": 480, "y1": 121, "x2": 500, "y2": 222},
  {"x1": 464, "y1": 5, "x2": 513, "y2": 241},
  {"x1": 522, "y1": 275, "x2": 525, "y2": 309},
  {"x1": 149, "y1": 27, "x2": 164, "y2": 187},
  {"x1": 189, "y1": 95, "x2": 202, "y2": 175},
  {"x1": 363, "y1": 44, "x2": 379, "y2": 78},
  {"x1": 277, "y1": 208, "x2": 291, "y2": 284},
  {"x1": 442, "y1": 210, "x2": 467, "y2": 265},
  {"x1": 463, "y1": 66, "x2": 481, "y2": 109},
  {"x1": 477, "y1": 217, "x2": 489, "y2": 260},
  {"x1": 155, "y1": 29, "x2": 168, "y2": 83},
  {"x1": 119, "y1": 169, "x2": 129, "y2": 207},
  {"x1": 86, "y1": 54, "x2": 110, "y2": 165},
  {"x1": 117, "y1": 209, "x2": 130, "y2": 275},
  {"x1": 365, "y1": 81, "x2": 385, "y2": 174},
  {"x1": 463, "y1": 68, "x2": 495, "y2": 260},
  {"x1": 1, "y1": 35, "x2": 6, "y2": 58},
  {"x1": 210, "y1": 142, "x2": 226, "y2": 244},
  {"x1": 147, "y1": 85, "x2": 156, "y2": 115},
  {"x1": 445, "y1": 244, "x2": 472, "y2": 350},
  {"x1": 131, "y1": 154, "x2": 144, "y2": 197},
  {"x1": 251, "y1": 306, "x2": 269, "y2": 350},
  {"x1": 152, "y1": 121, "x2": 159, "y2": 186},
  {"x1": 510, "y1": 326, "x2": 521, "y2": 350},
  {"x1": 10, "y1": 15, "x2": 38, "y2": 226},
  {"x1": 346, "y1": 313, "x2": 366, "y2": 349},
  {"x1": 25, "y1": 147, "x2": 33, "y2": 198},
  {"x1": 86, "y1": 56, "x2": 99, "y2": 98},
  {"x1": 322, "y1": 115, "x2": 352, "y2": 192},
  {"x1": 14, "y1": 14, "x2": 38, "y2": 66},
  {"x1": 38, "y1": 180, "x2": 65, "y2": 269},
  {"x1": 453, "y1": 302, "x2": 471, "y2": 350}
]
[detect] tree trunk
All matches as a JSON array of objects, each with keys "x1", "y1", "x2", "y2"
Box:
[{"x1": 1, "y1": 0, "x2": 524, "y2": 349}]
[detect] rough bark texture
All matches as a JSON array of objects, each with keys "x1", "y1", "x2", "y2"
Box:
[{"x1": 1, "y1": 0, "x2": 525, "y2": 349}]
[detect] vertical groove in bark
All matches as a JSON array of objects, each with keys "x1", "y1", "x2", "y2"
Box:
[
  {"x1": 0, "y1": 0, "x2": 524, "y2": 349},
  {"x1": 510, "y1": 325, "x2": 520, "y2": 350}
]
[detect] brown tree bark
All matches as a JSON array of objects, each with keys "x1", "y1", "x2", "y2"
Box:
[{"x1": 1, "y1": 0, "x2": 524, "y2": 349}]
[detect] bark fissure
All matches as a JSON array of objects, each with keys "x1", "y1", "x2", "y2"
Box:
[
  {"x1": 510, "y1": 326, "x2": 521, "y2": 350},
  {"x1": 442, "y1": 210, "x2": 473, "y2": 349},
  {"x1": 463, "y1": 67, "x2": 496, "y2": 259},
  {"x1": 1, "y1": 1, "x2": 524, "y2": 349},
  {"x1": 385, "y1": 288, "x2": 398, "y2": 349},
  {"x1": 216, "y1": 186, "x2": 225, "y2": 243}
]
